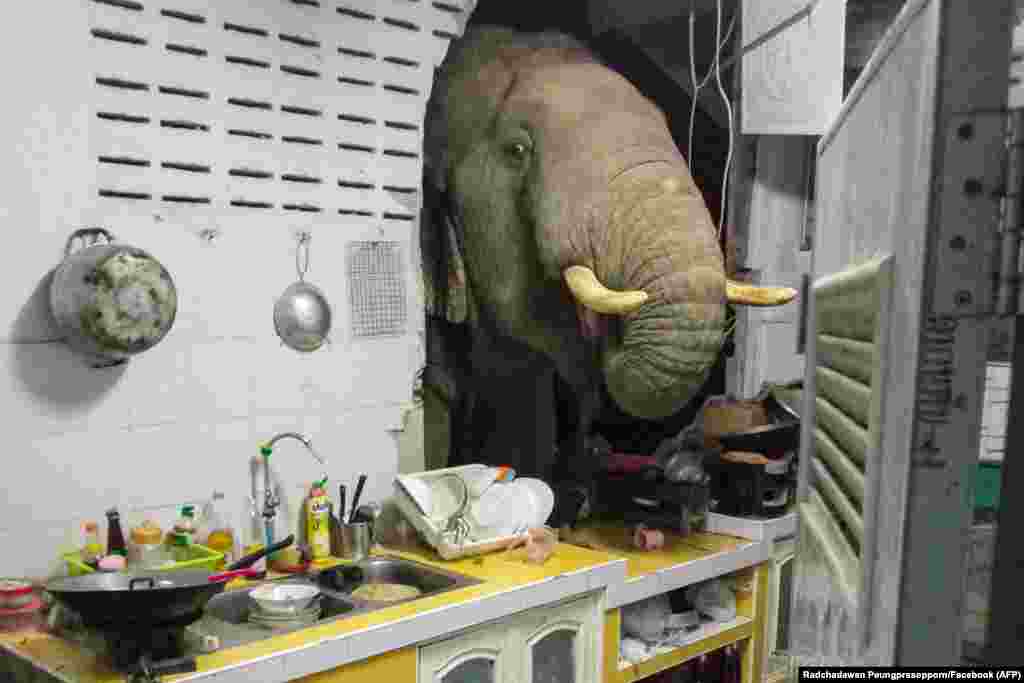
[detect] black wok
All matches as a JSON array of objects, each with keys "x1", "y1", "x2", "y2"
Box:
[{"x1": 46, "y1": 534, "x2": 295, "y2": 630}]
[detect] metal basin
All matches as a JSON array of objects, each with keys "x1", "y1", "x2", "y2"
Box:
[
  {"x1": 204, "y1": 583, "x2": 356, "y2": 625},
  {"x1": 198, "y1": 557, "x2": 481, "y2": 649}
]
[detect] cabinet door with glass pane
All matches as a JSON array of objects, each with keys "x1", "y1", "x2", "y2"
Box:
[
  {"x1": 418, "y1": 626, "x2": 507, "y2": 683},
  {"x1": 511, "y1": 594, "x2": 601, "y2": 683}
]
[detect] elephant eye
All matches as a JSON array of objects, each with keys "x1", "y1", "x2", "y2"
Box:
[{"x1": 503, "y1": 141, "x2": 530, "y2": 163}]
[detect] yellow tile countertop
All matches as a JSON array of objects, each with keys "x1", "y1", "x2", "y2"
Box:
[
  {"x1": 0, "y1": 516, "x2": 777, "y2": 683},
  {"x1": 560, "y1": 521, "x2": 772, "y2": 608},
  {"x1": 0, "y1": 540, "x2": 626, "y2": 683}
]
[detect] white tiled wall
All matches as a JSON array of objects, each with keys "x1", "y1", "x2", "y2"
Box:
[{"x1": 0, "y1": 0, "x2": 473, "y2": 579}]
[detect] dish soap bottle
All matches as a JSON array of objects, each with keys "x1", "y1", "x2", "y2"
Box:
[
  {"x1": 105, "y1": 508, "x2": 127, "y2": 558},
  {"x1": 201, "y1": 492, "x2": 236, "y2": 570},
  {"x1": 306, "y1": 478, "x2": 331, "y2": 563}
]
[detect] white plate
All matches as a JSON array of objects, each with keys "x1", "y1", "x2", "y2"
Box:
[
  {"x1": 395, "y1": 476, "x2": 433, "y2": 517},
  {"x1": 516, "y1": 478, "x2": 555, "y2": 527},
  {"x1": 468, "y1": 481, "x2": 536, "y2": 538}
]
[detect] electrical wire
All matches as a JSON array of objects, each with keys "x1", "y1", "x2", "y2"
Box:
[
  {"x1": 713, "y1": 0, "x2": 735, "y2": 239},
  {"x1": 687, "y1": 5, "x2": 737, "y2": 163}
]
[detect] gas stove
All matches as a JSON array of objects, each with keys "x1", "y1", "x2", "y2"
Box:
[
  {"x1": 53, "y1": 610, "x2": 198, "y2": 682},
  {"x1": 103, "y1": 625, "x2": 194, "y2": 675}
]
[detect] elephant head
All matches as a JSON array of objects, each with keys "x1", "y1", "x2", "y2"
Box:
[{"x1": 422, "y1": 26, "x2": 795, "y2": 421}]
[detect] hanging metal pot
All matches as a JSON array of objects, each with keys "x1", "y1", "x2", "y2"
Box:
[
  {"x1": 274, "y1": 232, "x2": 332, "y2": 352},
  {"x1": 49, "y1": 228, "x2": 178, "y2": 368}
]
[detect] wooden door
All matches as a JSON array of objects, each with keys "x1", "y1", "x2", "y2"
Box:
[{"x1": 788, "y1": 0, "x2": 1012, "y2": 666}]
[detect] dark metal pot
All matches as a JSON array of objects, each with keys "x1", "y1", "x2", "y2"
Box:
[
  {"x1": 49, "y1": 228, "x2": 178, "y2": 368},
  {"x1": 45, "y1": 535, "x2": 294, "y2": 630}
]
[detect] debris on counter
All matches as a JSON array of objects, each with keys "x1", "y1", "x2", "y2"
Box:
[
  {"x1": 505, "y1": 527, "x2": 557, "y2": 564},
  {"x1": 632, "y1": 524, "x2": 665, "y2": 551}
]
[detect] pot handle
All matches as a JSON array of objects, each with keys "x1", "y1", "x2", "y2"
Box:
[
  {"x1": 208, "y1": 568, "x2": 260, "y2": 583},
  {"x1": 63, "y1": 228, "x2": 116, "y2": 258},
  {"x1": 129, "y1": 577, "x2": 156, "y2": 591}
]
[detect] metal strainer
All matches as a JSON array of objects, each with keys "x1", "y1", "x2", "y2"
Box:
[{"x1": 274, "y1": 233, "x2": 332, "y2": 352}]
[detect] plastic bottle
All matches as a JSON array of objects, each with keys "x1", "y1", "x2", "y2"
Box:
[
  {"x1": 105, "y1": 508, "x2": 127, "y2": 558},
  {"x1": 201, "y1": 492, "x2": 236, "y2": 570},
  {"x1": 81, "y1": 522, "x2": 103, "y2": 569},
  {"x1": 171, "y1": 505, "x2": 197, "y2": 563},
  {"x1": 306, "y1": 479, "x2": 331, "y2": 563},
  {"x1": 241, "y1": 496, "x2": 267, "y2": 578}
]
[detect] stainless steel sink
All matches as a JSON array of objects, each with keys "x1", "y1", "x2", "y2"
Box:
[
  {"x1": 316, "y1": 556, "x2": 480, "y2": 605},
  {"x1": 198, "y1": 556, "x2": 481, "y2": 649}
]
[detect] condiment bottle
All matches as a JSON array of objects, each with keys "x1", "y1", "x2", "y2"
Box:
[
  {"x1": 201, "y1": 493, "x2": 236, "y2": 570},
  {"x1": 81, "y1": 521, "x2": 103, "y2": 569},
  {"x1": 105, "y1": 508, "x2": 127, "y2": 558},
  {"x1": 306, "y1": 479, "x2": 331, "y2": 563},
  {"x1": 170, "y1": 505, "x2": 197, "y2": 563}
]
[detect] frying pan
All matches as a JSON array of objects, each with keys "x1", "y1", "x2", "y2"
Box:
[{"x1": 46, "y1": 535, "x2": 295, "y2": 630}]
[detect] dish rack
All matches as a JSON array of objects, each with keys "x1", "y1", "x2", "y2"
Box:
[{"x1": 392, "y1": 465, "x2": 527, "y2": 561}]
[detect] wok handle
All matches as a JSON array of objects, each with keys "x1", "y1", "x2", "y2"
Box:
[
  {"x1": 129, "y1": 577, "x2": 155, "y2": 591},
  {"x1": 228, "y1": 534, "x2": 295, "y2": 571},
  {"x1": 63, "y1": 227, "x2": 116, "y2": 257},
  {"x1": 208, "y1": 568, "x2": 260, "y2": 583}
]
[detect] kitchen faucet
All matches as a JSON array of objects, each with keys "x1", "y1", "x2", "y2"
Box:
[{"x1": 258, "y1": 432, "x2": 327, "y2": 549}]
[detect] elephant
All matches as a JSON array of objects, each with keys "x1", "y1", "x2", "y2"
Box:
[{"x1": 419, "y1": 26, "x2": 795, "y2": 525}]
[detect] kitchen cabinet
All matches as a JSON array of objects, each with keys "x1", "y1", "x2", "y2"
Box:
[{"x1": 419, "y1": 592, "x2": 602, "y2": 683}]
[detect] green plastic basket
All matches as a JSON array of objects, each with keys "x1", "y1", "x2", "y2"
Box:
[{"x1": 63, "y1": 543, "x2": 223, "y2": 576}]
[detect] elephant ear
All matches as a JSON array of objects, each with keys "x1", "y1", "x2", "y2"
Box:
[{"x1": 420, "y1": 175, "x2": 472, "y2": 324}]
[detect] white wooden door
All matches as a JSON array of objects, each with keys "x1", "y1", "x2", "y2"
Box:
[{"x1": 790, "y1": 0, "x2": 1012, "y2": 667}]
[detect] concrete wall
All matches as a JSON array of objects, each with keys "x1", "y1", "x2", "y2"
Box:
[{"x1": 0, "y1": 0, "x2": 472, "y2": 579}]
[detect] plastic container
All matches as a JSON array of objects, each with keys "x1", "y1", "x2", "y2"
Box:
[
  {"x1": 200, "y1": 493, "x2": 236, "y2": 570},
  {"x1": 129, "y1": 520, "x2": 165, "y2": 568},
  {"x1": 0, "y1": 597, "x2": 45, "y2": 633},
  {"x1": 98, "y1": 555, "x2": 126, "y2": 572},
  {"x1": 0, "y1": 580, "x2": 34, "y2": 610}
]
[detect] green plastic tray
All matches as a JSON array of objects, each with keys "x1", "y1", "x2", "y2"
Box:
[{"x1": 63, "y1": 543, "x2": 223, "y2": 576}]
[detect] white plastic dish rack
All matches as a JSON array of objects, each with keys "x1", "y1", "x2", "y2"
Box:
[{"x1": 392, "y1": 465, "x2": 528, "y2": 560}]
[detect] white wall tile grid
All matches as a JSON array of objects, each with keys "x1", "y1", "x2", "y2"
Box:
[{"x1": 0, "y1": 0, "x2": 475, "y2": 578}]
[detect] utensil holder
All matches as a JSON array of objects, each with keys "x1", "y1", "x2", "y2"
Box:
[{"x1": 340, "y1": 522, "x2": 371, "y2": 561}]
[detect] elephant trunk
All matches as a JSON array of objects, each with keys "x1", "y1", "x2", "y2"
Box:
[{"x1": 564, "y1": 163, "x2": 725, "y2": 419}]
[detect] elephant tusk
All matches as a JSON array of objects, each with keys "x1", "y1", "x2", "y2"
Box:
[
  {"x1": 564, "y1": 266, "x2": 648, "y2": 315},
  {"x1": 726, "y1": 279, "x2": 798, "y2": 307}
]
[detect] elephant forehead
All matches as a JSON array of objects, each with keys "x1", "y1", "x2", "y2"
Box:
[{"x1": 508, "y1": 65, "x2": 670, "y2": 148}]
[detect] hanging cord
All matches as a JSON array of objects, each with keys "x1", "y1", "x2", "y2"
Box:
[
  {"x1": 714, "y1": 0, "x2": 735, "y2": 239},
  {"x1": 687, "y1": 3, "x2": 737, "y2": 164}
]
